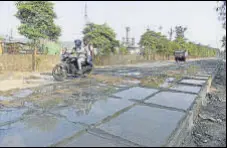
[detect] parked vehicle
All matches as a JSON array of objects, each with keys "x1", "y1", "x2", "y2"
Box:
[{"x1": 174, "y1": 50, "x2": 188, "y2": 63}]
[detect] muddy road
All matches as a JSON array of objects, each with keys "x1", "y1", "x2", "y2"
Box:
[{"x1": 0, "y1": 58, "x2": 224, "y2": 147}]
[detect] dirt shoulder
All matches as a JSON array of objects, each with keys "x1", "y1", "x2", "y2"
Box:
[
  {"x1": 181, "y1": 62, "x2": 226, "y2": 147},
  {"x1": 0, "y1": 71, "x2": 54, "y2": 91}
]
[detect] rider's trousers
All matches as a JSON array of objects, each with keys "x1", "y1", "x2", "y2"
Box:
[{"x1": 77, "y1": 57, "x2": 86, "y2": 71}]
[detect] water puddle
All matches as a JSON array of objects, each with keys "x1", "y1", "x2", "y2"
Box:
[
  {"x1": 12, "y1": 89, "x2": 33, "y2": 98},
  {"x1": 0, "y1": 96, "x2": 15, "y2": 101},
  {"x1": 0, "y1": 107, "x2": 28, "y2": 125},
  {"x1": 122, "y1": 79, "x2": 141, "y2": 85},
  {"x1": 119, "y1": 72, "x2": 141, "y2": 77},
  {"x1": 28, "y1": 84, "x2": 120, "y2": 113},
  {"x1": 0, "y1": 113, "x2": 85, "y2": 147},
  {"x1": 98, "y1": 83, "x2": 108, "y2": 87},
  {"x1": 51, "y1": 98, "x2": 134, "y2": 125},
  {"x1": 33, "y1": 85, "x2": 62, "y2": 94}
]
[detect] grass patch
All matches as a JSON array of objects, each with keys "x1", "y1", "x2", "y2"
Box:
[
  {"x1": 0, "y1": 100, "x2": 11, "y2": 106},
  {"x1": 55, "y1": 88, "x2": 78, "y2": 94},
  {"x1": 0, "y1": 100, "x2": 23, "y2": 108},
  {"x1": 102, "y1": 86, "x2": 118, "y2": 94},
  {"x1": 186, "y1": 65, "x2": 200, "y2": 75},
  {"x1": 167, "y1": 73, "x2": 183, "y2": 82},
  {"x1": 140, "y1": 72, "x2": 184, "y2": 88},
  {"x1": 140, "y1": 75, "x2": 167, "y2": 88}
]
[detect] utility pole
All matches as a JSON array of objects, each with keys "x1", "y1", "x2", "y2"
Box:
[
  {"x1": 132, "y1": 38, "x2": 135, "y2": 46},
  {"x1": 84, "y1": 2, "x2": 89, "y2": 26},
  {"x1": 147, "y1": 25, "x2": 150, "y2": 31},
  {"x1": 168, "y1": 27, "x2": 174, "y2": 41},
  {"x1": 158, "y1": 26, "x2": 163, "y2": 33},
  {"x1": 122, "y1": 37, "x2": 125, "y2": 46},
  {"x1": 10, "y1": 28, "x2": 13, "y2": 40},
  {"x1": 8, "y1": 28, "x2": 13, "y2": 41},
  {"x1": 126, "y1": 27, "x2": 130, "y2": 46}
]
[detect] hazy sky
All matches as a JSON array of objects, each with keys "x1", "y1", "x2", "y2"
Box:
[{"x1": 0, "y1": 1, "x2": 225, "y2": 50}]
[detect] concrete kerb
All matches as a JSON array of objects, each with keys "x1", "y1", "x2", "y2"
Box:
[
  {"x1": 183, "y1": 76, "x2": 209, "y2": 80},
  {"x1": 165, "y1": 59, "x2": 222, "y2": 147}
]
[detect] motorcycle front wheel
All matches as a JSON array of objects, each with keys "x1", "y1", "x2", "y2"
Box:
[{"x1": 52, "y1": 64, "x2": 67, "y2": 81}]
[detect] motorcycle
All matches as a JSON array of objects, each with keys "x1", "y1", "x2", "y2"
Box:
[{"x1": 52, "y1": 52, "x2": 93, "y2": 81}]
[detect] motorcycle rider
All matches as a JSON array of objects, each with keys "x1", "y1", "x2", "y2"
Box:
[
  {"x1": 73, "y1": 39, "x2": 92, "y2": 75},
  {"x1": 83, "y1": 39, "x2": 93, "y2": 66}
]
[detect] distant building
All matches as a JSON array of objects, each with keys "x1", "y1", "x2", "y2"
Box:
[
  {"x1": 1, "y1": 39, "x2": 28, "y2": 54},
  {"x1": 127, "y1": 46, "x2": 141, "y2": 54},
  {"x1": 121, "y1": 27, "x2": 142, "y2": 54}
]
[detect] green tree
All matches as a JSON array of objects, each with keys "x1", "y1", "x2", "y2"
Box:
[
  {"x1": 118, "y1": 45, "x2": 129, "y2": 55},
  {"x1": 216, "y1": 1, "x2": 226, "y2": 29},
  {"x1": 174, "y1": 26, "x2": 187, "y2": 49},
  {"x1": 15, "y1": 1, "x2": 61, "y2": 70},
  {"x1": 216, "y1": 1, "x2": 226, "y2": 50},
  {"x1": 0, "y1": 36, "x2": 4, "y2": 40},
  {"x1": 139, "y1": 25, "x2": 216, "y2": 59},
  {"x1": 174, "y1": 26, "x2": 187, "y2": 40},
  {"x1": 139, "y1": 29, "x2": 169, "y2": 59},
  {"x1": 82, "y1": 23, "x2": 119, "y2": 55},
  {"x1": 174, "y1": 26, "x2": 187, "y2": 48},
  {"x1": 221, "y1": 35, "x2": 226, "y2": 50},
  {"x1": 186, "y1": 42, "x2": 196, "y2": 56},
  {"x1": 168, "y1": 41, "x2": 180, "y2": 56}
]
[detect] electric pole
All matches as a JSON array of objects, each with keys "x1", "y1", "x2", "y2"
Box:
[
  {"x1": 126, "y1": 27, "x2": 130, "y2": 46},
  {"x1": 84, "y1": 2, "x2": 89, "y2": 26}
]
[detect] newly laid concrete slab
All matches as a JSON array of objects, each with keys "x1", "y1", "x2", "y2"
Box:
[
  {"x1": 180, "y1": 79, "x2": 206, "y2": 85},
  {"x1": 98, "y1": 105, "x2": 185, "y2": 147},
  {"x1": 51, "y1": 98, "x2": 134, "y2": 125},
  {"x1": 145, "y1": 91, "x2": 197, "y2": 110},
  {"x1": 63, "y1": 132, "x2": 129, "y2": 147},
  {"x1": 112, "y1": 87, "x2": 159, "y2": 100},
  {"x1": 170, "y1": 84, "x2": 202, "y2": 94},
  {"x1": 0, "y1": 114, "x2": 84, "y2": 147}
]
